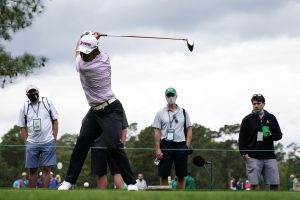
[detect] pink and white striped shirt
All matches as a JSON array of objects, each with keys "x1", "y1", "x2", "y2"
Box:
[{"x1": 76, "y1": 53, "x2": 115, "y2": 107}]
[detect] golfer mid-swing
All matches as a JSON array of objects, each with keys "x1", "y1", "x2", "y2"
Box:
[{"x1": 58, "y1": 31, "x2": 137, "y2": 190}]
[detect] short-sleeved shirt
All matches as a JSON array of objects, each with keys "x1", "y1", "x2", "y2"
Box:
[
  {"x1": 12, "y1": 179, "x2": 21, "y2": 188},
  {"x1": 75, "y1": 53, "x2": 115, "y2": 107},
  {"x1": 136, "y1": 179, "x2": 147, "y2": 190},
  {"x1": 152, "y1": 105, "x2": 191, "y2": 142},
  {"x1": 18, "y1": 98, "x2": 58, "y2": 144}
]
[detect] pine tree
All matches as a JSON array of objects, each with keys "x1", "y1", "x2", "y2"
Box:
[{"x1": 0, "y1": 0, "x2": 47, "y2": 88}]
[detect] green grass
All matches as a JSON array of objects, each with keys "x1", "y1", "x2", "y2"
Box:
[{"x1": 0, "y1": 189, "x2": 299, "y2": 200}]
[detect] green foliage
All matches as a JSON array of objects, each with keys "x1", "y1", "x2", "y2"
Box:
[
  {"x1": 0, "y1": 123, "x2": 299, "y2": 190},
  {"x1": 0, "y1": 0, "x2": 47, "y2": 87},
  {"x1": 0, "y1": 0, "x2": 45, "y2": 40},
  {"x1": 0, "y1": 125, "x2": 25, "y2": 186},
  {"x1": 56, "y1": 133, "x2": 78, "y2": 147}
]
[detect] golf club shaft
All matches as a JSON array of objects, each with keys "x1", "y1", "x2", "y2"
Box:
[{"x1": 100, "y1": 34, "x2": 188, "y2": 42}]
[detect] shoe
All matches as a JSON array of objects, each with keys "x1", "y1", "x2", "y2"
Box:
[
  {"x1": 127, "y1": 184, "x2": 138, "y2": 191},
  {"x1": 58, "y1": 181, "x2": 72, "y2": 190}
]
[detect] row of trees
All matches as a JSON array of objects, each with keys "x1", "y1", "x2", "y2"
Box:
[{"x1": 1, "y1": 123, "x2": 299, "y2": 189}]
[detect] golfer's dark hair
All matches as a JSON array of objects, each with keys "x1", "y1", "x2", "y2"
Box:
[
  {"x1": 80, "y1": 48, "x2": 99, "y2": 62},
  {"x1": 251, "y1": 94, "x2": 265, "y2": 103}
]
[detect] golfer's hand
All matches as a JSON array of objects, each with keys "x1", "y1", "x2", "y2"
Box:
[
  {"x1": 156, "y1": 149, "x2": 163, "y2": 160},
  {"x1": 242, "y1": 154, "x2": 249, "y2": 161},
  {"x1": 93, "y1": 32, "x2": 101, "y2": 40}
]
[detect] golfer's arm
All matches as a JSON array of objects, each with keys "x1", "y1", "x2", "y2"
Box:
[
  {"x1": 20, "y1": 127, "x2": 28, "y2": 143},
  {"x1": 52, "y1": 119, "x2": 58, "y2": 141},
  {"x1": 185, "y1": 126, "x2": 192, "y2": 147},
  {"x1": 154, "y1": 128, "x2": 161, "y2": 149},
  {"x1": 75, "y1": 40, "x2": 80, "y2": 56}
]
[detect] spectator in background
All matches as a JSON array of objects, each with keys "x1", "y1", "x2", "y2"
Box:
[
  {"x1": 37, "y1": 172, "x2": 43, "y2": 188},
  {"x1": 185, "y1": 172, "x2": 196, "y2": 189},
  {"x1": 229, "y1": 177, "x2": 236, "y2": 190},
  {"x1": 18, "y1": 84, "x2": 59, "y2": 188},
  {"x1": 171, "y1": 176, "x2": 178, "y2": 189},
  {"x1": 289, "y1": 174, "x2": 295, "y2": 191},
  {"x1": 21, "y1": 172, "x2": 29, "y2": 188},
  {"x1": 236, "y1": 177, "x2": 244, "y2": 190},
  {"x1": 153, "y1": 87, "x2": 192, "y2": 190},
  {"x1": 136, "y1": 173, "x2": 147, "y2": 190},
  {"x1": 292, "y1": 175, "x2": 299, "y2": 191},
  {"x1": 91, "y1": 114, "x2": 128, "y2": 190},
  {"x1": 239, "y1": 94, "x2": 282, "y2": 190},
  {"x1": 168, "y1": 176, "x2": 172, "y2": 186},
  {"x1": 12, "y1": 172, "x2": 29, "y2": 189},
  {"x1": 49, "y1": 172, "x2": 59, "y2": 189},
  {"x1": 12, "y1": 177, "x2": 23, "y2": 189},
  {"x1": 55, "y1": 174, "x2": 61, "y2": 184},
  {"x1": 245, "y1": 180, "x2": 251, "y2": 190}
]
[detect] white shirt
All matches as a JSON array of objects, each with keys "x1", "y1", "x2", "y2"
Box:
[
  {"x1": 136, "y1": 179, "x2": 147, "y2": 190},
  {"x1": 18, "y1": 98, "x2": 58, "y2": 144},
  {"x1": 152, "y1": 105, "x2": 191, "y2": 142}
]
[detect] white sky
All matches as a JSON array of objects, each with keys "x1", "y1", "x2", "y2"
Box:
[{"x1": 1, "y1": 0, "x2": 300, "y2": 147}]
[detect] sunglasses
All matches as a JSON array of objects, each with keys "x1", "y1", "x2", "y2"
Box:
[{"x1": 252, "y1": 94, "x2": 263, "y2": 97}]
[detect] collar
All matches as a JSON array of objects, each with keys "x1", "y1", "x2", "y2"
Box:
[
  {"x1": 165, "y1": 104, "x2": 180, "y2": 112},
  {"x1": 251, "y1": 109, "x2": 270, "y2": 117}
]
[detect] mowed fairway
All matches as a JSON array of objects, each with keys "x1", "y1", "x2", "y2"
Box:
[{"x1": 1, "y1": 190, "x2": 300, "y2": 200}]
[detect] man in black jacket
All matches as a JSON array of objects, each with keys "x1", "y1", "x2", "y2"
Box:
[{"x1": 239, "y1": 94, "x2": 282, "y2": 190}]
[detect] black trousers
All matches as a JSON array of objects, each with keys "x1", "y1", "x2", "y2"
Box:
[{"x1": 65, "y1": 100, "x2": 136, "y2": 185}]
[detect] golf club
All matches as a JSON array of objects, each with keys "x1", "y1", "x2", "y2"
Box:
[{"x1": 99, "y1": 34, "x2": 194, "y2": 52}]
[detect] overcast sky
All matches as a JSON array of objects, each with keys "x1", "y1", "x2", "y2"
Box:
[{"x1": 1, "y1": 0, "x2": 300, "y2": 147}]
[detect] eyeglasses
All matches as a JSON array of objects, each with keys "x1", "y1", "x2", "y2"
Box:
[{"x1": 252, "y1": 94, "x2": 263, "y2": 97}]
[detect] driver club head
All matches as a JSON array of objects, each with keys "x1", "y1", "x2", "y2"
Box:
[{"x1": 187, "y1": 40, "x2": 194, "y2": 52}]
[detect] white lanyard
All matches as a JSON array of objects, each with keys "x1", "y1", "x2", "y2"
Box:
[{"x1": 30, "y1": 102, "x2": 40, "y2": 117}]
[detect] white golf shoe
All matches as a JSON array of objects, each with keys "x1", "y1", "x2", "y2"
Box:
[
  {"x1": 58, "y1": 181, "x2": 72, "y2": 190},
  {"x1": 127, "y1": 184, "x2": 138, "y2": 191}
]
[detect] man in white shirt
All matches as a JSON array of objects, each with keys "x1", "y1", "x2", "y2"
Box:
[
  {"x1": 18, "y1": 84, "x2": 59, "y2": 188},
  {"x1": 136, "y1": 173, "x2": 147, "y2": 190},
  {"x1": 153, "y1": 87, "x2": 192, "y2": 189}
]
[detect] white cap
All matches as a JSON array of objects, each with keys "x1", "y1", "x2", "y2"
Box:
[
  {"x1": 22, "y1": 172, "x2": 27, "y2": 176},
  {"x1": 77, "y1": 35, "x2": 98, "y2": 54},
  {"x1": 39, "y1": 172, "x2": 42, "y2": 176},
  {"x1": 290, "y1": 174, "x2": 295, "y2": 178},
  {"x1": 26, "y1": 84, "x2": 38, "y2": 93}
]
